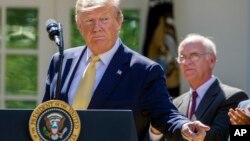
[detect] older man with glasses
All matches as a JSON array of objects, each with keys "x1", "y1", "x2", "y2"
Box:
[{"x1": 150, "y1": 33, "x2": 248, "y2": 141}]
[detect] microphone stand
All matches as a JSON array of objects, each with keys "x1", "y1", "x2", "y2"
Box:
[{"x1": 54, "y1": 23, "x2": 64, "y2": 100}]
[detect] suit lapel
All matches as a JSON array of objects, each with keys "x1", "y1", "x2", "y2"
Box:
[
  {"x1": 194, "y1": 79, "x2": 220, "y2": 119},
  {"x1": 175, "y1": 93, "x2": 191, "y2": 116},
  {"x1": 88, "y1": 44, "x2": 130, "y2": 108}
]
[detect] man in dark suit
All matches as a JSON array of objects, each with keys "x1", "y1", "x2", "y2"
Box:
[
  {"x1": 150, "y1": 33, "x2": 248, "y2": 141},
  {"x1": 42, "y1": 0, "x2": 210, "y2": 140},
  {"x1": 158, "y1": 33, "x2": 248, "y2": 141}
]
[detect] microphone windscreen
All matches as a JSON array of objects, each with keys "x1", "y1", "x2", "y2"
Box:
[{"x1": 45, "y1": 19, "x2": 57, "y2": 27}]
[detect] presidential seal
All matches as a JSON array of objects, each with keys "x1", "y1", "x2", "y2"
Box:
[{"x1": 29, "y1": 100, "x2": 81, "y2": 141}]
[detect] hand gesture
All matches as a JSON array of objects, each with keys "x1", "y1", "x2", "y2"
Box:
[
  {"x1": 181, "y1": 121, "x2": 210, "y2": 141},
  {"x1": 228, "y1": 107, "x2": 250, "y2": 125}
]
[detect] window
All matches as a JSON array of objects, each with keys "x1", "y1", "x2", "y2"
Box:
[{"x1": 4, "y1": 8, "x2": 38, "y2": 109}]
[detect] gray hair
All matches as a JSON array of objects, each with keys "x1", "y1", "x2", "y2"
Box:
[{"x1": 179, "y1": 33, "x2": 217, "y2": 55}]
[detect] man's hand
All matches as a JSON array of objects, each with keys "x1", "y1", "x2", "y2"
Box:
[
  {"x1": 181, "y1": 121, "x2": 210, "y2": 141},
  {"x1": 228, "y1": 107, "x2": 250, "y2": 125}
]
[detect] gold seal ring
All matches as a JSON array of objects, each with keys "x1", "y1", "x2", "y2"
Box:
[{"x1": 29, "y1": 100, "x2": 81, "y2": 141}]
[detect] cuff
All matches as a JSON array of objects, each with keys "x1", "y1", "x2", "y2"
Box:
[{"x1": 148, "y1": 127, "x2": 163, "y2": 141}]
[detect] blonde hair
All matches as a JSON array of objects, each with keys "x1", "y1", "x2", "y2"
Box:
[
  {"x1": 75, "y1": 0, "x2": 123, "y2": 22},
  {"x1": 76, "y1": 0, "x2": 120, "y2": 12}
]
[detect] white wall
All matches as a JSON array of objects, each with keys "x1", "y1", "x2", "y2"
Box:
[{"x1": 174, "y1": 0, "x2": 250, "y2": 96}]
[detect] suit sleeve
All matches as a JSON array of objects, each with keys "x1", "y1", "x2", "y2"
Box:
[{"x1": 139, "y1": 63, "x2": 189, "y2": 140}]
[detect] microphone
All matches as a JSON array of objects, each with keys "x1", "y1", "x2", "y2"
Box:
[
  {"x1": 45, "y1": 19, "x2": 64, "y2": 100},
  {"x1": 46, "y1": 19, "x2": 60, "y2": 46}
]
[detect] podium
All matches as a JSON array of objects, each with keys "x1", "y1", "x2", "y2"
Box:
[{"x1": 0, "y1": 109, "x2": 138, "y2": 141}]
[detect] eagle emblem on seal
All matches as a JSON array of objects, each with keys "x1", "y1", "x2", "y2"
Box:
[{"x1": 43, "y1": 113, "x2": 68, "y2": 140}]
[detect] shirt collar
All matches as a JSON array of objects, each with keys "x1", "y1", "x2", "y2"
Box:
[
  {"x1": 85, "y1": 38, "x2": 121, "y2": 65},
  {"x1": 190, "y1": 75, "x2": 217, "y2": 98}
]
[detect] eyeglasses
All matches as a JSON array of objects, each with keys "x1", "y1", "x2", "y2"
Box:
[{"x1": 176, "y1": 52, "x2": 211, "y2": 64}]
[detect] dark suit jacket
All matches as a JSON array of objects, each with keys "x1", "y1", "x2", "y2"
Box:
[
  {"x1": 173, "y1": 79, "x2": 248, "y2": 141},
  {"x1": 42, "y1": 43, "x2": 190, "y2": 141}
]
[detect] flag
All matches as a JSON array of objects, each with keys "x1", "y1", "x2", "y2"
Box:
[{"x1": 143, "y1": 0, "x2": 180, "y2": 98}]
